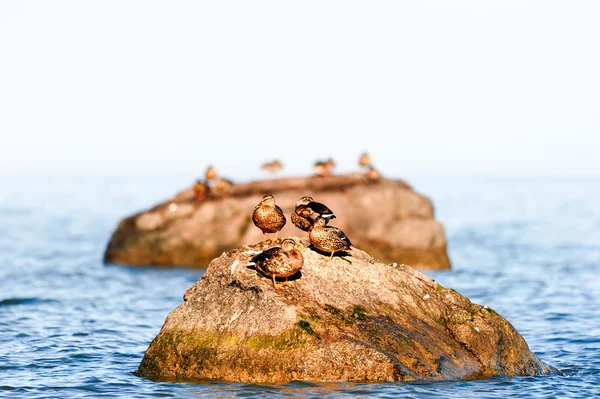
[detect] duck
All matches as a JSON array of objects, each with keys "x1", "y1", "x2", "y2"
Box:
[
  {"x1": 205, "y1": 165, "x2": 218, "y2": 182},
  {"x1": 261, "y1": 160, "x2": 283, "y2": 174},
  {"x1": 365, "y1": 166, "x2": 380, "y2": 183},
  {"x1": 193, "y1": 179, "x2": 209, "y2": 200},
  {"x1": 247, "y1": 238, "x2": 304, "y2": 288},
  {"x1": 212, "y1": 177, "x2": 234, "y2": 198},
  {"x1": 313, "y1": 160, "x2": 328, "y2": 177},
  {"x1": 252, "y1": 194, "x2": 287, "y2": 240},
  {"x1": 359, "y1": 152, "x2": 371, "y2": 168},
  {"x1": 309, "y1": 215, "x2": 352, "y2": 261},
  {"x1": 313, "y1": 158, "x2": 336, "y2": 177},
  {"x1": 291, "y1": 196, "x2": 336, "y2": 232}
]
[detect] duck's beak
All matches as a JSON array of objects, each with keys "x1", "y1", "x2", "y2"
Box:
[{"x1": 294, "y1": 245, "x2": 303, "y2": 251}]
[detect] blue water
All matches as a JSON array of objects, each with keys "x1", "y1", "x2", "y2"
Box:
[{"x1": 1, "y1": 175, "x2": 599, "y2": 398}]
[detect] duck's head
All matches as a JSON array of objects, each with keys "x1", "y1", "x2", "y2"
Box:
[
  {"x1": 281, "y1": 238, "x2": 303, "y2": 252},
  {"x1": 296, "y1": 196, "x2": 314, "y2": 207},
  {"x1": 259, "y1": 194, "x2": 275, "y2": 207}
]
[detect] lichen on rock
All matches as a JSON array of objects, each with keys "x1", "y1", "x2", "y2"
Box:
[{"x1": 136, "y1": 238, "x2": 556, "y2": 383}]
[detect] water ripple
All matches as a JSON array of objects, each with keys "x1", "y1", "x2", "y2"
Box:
[
  {"x1": 0, "y1": 176, "x2": 599, "y2": 398},
  {"x1": 0, "y1": 298, "x2": 58, "y2": 307}
]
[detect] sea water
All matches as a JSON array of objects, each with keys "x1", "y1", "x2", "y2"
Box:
[{"x1": 1, "y1": 175, "x2": 598, "y2": 398}]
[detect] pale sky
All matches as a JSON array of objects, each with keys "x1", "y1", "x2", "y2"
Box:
[{"x1": 1, "y1": 1, "x2": 599, "y2": 179}]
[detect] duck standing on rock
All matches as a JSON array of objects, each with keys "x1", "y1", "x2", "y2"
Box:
[
  {"x1": 313, "y1": 160, "x2": 328, "y2": 177},
  {"x1": 193, "y1": 180, "x2": 209, "y2": 200},
  {"x1": 359, "y1": 152, "x2": 371, "y2": 168},
  {"x1": 309, "y1": 215, "x2": 352, "y2": 261},
  {"x1": 252, "y1": 195, "x2": 287, "y2": 240},
  {"x1": 292, "y1": 196, "x2": 336, "y2": 233},
  {"x1": 205, "y1": 165, "x2": 218, "y2": 182},
  {"x1": 366, "y1": 166, "x2": 380, "y2": 182},
  {"x1": 313, "y1": 158, "x2": 335, "y2": 177},
  {"x1": 247, "y1": 238, "x2": 304, "y2": 288},
  {"x1": 261, "y1": 160, "x2": 283, "y2": 175}
]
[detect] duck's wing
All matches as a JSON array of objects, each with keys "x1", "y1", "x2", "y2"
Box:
[
  {"x1": 308, "y1": 202, "x2": 336, "y2": 219},
  {"x1": 248, "y1": 247, "x2": 281, "y2": 267},
  {"x1": 292, "y1": 207, "x2": 312, "y2": 231},
  {"x1": 330, "y1": 227, "x2": 351, "y2": 247},
  {"x1": 274, "y1": 205, "x2": 287, "y2": 220}
]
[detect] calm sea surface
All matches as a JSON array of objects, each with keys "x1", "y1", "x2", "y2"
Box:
[{"x1": 1, "y1": 175, "x2": 599, "y2": 398}]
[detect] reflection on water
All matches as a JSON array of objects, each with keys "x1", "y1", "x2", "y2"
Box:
[{"x1": 0, "y1": 175, "x2": 599, "y2": 398}]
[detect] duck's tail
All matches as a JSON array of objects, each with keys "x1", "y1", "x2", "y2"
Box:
[{"x1": 342, "y1": 235, "x2": 352, "y2": 247}]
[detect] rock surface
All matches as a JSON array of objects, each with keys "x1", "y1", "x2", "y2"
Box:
[
  {"x1": 136, "y1": 238, "x2": 555, "y2": 383},
  {"x1": 104, "y1": 174, "x2": 451, "y2": 269}
]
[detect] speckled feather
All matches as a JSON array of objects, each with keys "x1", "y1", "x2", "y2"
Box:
[
  {"x1": 252, "y1": 204, "x2": 286, "y2": 234},
  {"x1": 249, "y1": 247, "x2": 303, "y2": 279},
  {"x1": 309, "y1": 222, "x2": 352, "y2": 254},
  {"x1": 291, "y1": 209, "x2": 313, "y2": 232},
  {"x1": 292, "y1": 201, "x2": 336, "y2": 232}
]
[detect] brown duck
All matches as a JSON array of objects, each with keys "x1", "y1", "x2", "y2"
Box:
[
  {"x1": 309, "y1": 216, "x2": 352, "y2": 261},
  {"x1": 359, "y1": 152, "x2": 371, "y2": 168},
  {"x1": 366, "y1": 166, "x2": 380, "y2": 182},
  {"x1": 247, "y1": 238, "x2": 304, "y2": 287},
  {"x1": 291, "y1": 196, "x2": 336, "y2": 232},
  {"x1": 193, "y1": 179, "x2": 209, "y2": 200},
  {"x1": 252, "y1": 194, "x2": 287, "y2": 240},
  {"x1": 205, "y1": 165, "x2": 218, "y2": 182},
  {"x1": 261, "y1": 160, "x2": 283, "y2": 174},
  {"x1": 313, "y1": 160, "x2": 328, "y2": 177},
  {"x1": 313, "y1": 158, "x2": 335, "y2": 177}
]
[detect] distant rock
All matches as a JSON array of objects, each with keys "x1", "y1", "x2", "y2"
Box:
[
  {"x1": 136, "y1": 239, "x2": 556, "y2": 383},
  {"x1": 104, "y1": 174, "x2": 451, "y2": 269}
]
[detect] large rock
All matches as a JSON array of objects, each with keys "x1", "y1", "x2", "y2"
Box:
[
  {"x1": 137, "y1": 238, "x2": 555, "y2": 383},
  {"x1": 104, "y1": 174, "x2": 451, "y2": 269}
]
